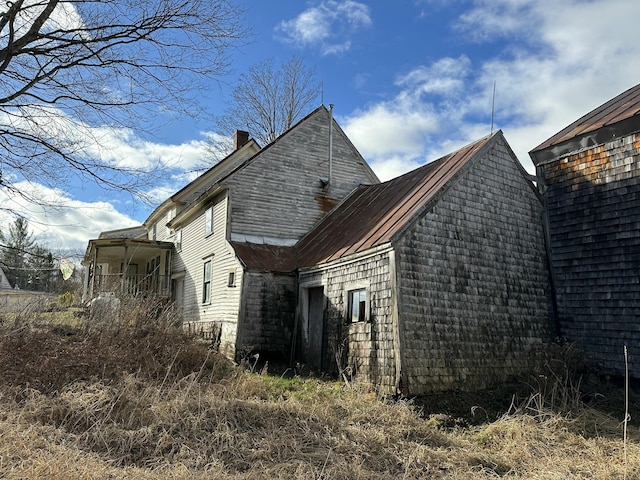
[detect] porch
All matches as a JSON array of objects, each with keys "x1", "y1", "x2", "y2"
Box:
[{"x1": 82, "y1": 236, "x2": 175, "y2": 302}]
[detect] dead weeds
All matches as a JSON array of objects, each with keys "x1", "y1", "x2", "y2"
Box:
[{"x1": 0, "y1": 302, "x2": 638, "y2": 479}]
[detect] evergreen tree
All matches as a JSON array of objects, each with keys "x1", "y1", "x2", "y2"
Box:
[
  {"x1": 0, "y1": 217, "x2": 35, "y2": 289},
  {"x1": 0, "y1": 217, "x2": 60, "y2": 292}
]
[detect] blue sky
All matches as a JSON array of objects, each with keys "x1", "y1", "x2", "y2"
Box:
[{"x1": 3, "y1": 0, "x2": 640, "y2": 256}]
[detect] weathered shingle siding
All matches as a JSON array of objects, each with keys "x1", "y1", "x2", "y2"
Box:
[
  {"x1": 236, "y1": 271, "x2": 296, "y2": 359},
  {"x1": 298, "y1": 250, "x2": 398, "y2": 395},
  {"x1": 537, "y1": 133, "x2": 640, "y2": 376},
  {"x1": 176, "y1": 191, "x2": 244, "y2": 357},
  {"x1": 223, "y1": 108, "x2": 377, "y2": 244},
  {"x1": 396, "y1": 139, "x2": 553, "y2": 394}
]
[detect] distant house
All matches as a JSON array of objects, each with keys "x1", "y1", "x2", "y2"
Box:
[
  {"x1": 530, "y1": 83, "x2": 640, "y2": 378},
  {"x1": 295, "y1": 131, "x2": 553, "y2": 394},
  {"x1": 0, "y1": 268, "x2": 12, "y2": 290}
]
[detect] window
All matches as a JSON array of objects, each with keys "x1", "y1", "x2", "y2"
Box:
[
  {"x1": 166, "y1": 208, "x2": 175, "y2": 236},
  {"x1": 348, "y1": 288, "x2": 367, "y2": 323},
  {"x1": 228, "y1": 269, "x2": 236, "y2": 287},
  {"x1": 175, "y1": 229, "x2": 182, "y2": 252},
  {"x1": 204, "y1": 206, "x2": 214, "y2": 236},
  {"x1": 151, "y1": 222, "x2": 157, "y2": 240},
  {"x1": 202, "y1": 259, "x2": 212, "y2": 304}
]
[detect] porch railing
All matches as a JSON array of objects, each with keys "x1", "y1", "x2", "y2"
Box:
[{"x1": 92, "y1": 273, "x2": 171, "y2": 298}]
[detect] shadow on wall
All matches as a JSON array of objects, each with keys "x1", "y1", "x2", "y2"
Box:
[{"x1": 539, "y1": 135, "x2": 640, "y2": 376}]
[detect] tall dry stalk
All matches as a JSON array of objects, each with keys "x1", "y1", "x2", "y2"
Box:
[{"x1": 624, "y1": 345, "x2": 629, "y2": 480}]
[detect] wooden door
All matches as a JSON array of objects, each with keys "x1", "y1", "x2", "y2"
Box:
[{"x1": 307, "y1": 286, "x2": 325, "y2": 370}]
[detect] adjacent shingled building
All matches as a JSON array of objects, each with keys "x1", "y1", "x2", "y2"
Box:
[
  {"x1": 298, "y1": 131, "x2": 553, "y2": 394},
  {"x1": 530, "y1": 83, "x2": 640, "y2": 377}
]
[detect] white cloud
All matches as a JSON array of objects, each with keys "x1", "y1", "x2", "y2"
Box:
[
  {"x1": 396, "y1": 56, "x2": 472, "y2": 96},
  {"x1": 276, "y1": 0, "x2": 372, "y2": 55},
  {"x1": 344, "y1": 0, "x2": 640, "y2": 180},
  {"x1": 2, "y1": 105, "x2": 216, "y2": 174},
  {"x1": 0, "y1": 182, "x2": 140, "y2": 257}
]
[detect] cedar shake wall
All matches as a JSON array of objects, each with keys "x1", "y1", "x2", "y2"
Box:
[
  {"x1": 236, "y1": 271, "x2": 297, "y2": 359},
  {"x1": 396, "y1": 140, "x2": 553, "y2": 394},
  {"x1": 298, "y1": 250, "x2": 397, "y2": 395},
  {"x1": 537, "y1": 133, "x2": 640, "y2": 376}
]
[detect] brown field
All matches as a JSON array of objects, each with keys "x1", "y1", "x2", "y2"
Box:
[{"x1": 0, "y1": 298, "x2": 638, "y2": 479}]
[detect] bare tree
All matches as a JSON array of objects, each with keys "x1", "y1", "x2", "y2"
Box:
[
  {"x1": 216, "y1": 55, "x2": 320, "y2": 147},
  {"x1": 0, "y1": 0, "x2": 247, "y2": 207}
]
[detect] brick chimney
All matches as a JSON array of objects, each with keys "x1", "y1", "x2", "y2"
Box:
[{"x1": 233, "y1": 130, "x2": 250, "y2": 150}]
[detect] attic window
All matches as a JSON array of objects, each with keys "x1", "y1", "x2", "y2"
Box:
[
  {"x1": 175, "y1": 228, "x2": 182, "y2": 252},
  {"x1": 204, "y1": 206, "x2": 214, "y2": 236},
  {"x1": 228, "y1": 270, "x2": 236, "y2": 287},
  {"x1": 348, "y1": 288, "x2": 367, "y2": 323}
]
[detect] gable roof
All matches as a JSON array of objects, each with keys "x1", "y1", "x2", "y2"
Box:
[
  {"x1": 145, "y1": 138, "x2": 261, "y2": 228},
  {"x1": 170, "y1": 105, "x2": 379, "y2": 230},
  {"x1": 203, "y1": 104, "x2": 378, "y2": 189},
  {"x1": 295, "y1": 131, "x2": 501, "y2": 268},
  {"x1": 530, "y1": 83, "x2": 640, "y2": 164}
]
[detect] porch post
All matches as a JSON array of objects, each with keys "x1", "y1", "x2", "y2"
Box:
[
  {"x1": 122, "y1": 244, "x2": 128, "y2": 295},
  {"x1": 88, "y1": 246, "x2": 98, "y2": 301}
]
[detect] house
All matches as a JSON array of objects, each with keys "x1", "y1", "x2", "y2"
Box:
[
  {"x1": 529, "y1": 83, "x2": 640, "y2": 378},
  {"x1": 83, "y1": 107, "x2": 554, "y2": 394},
  {"x1": 0, "y1": 267, "x2": 12, "y2": 290},
  {"x1": 83, "y1": 105, "x2": 379, "y2": 358},
  {"x1": 294, "y1": 131, "x2": 553, "y2": 394}
]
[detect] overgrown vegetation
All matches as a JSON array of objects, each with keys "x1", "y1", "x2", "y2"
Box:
[{"x1": 0, "y1": 300, "x2": 637, "y2": 479}]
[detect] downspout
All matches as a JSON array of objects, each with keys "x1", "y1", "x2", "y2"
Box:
[{"x1": 537, "y1": 173, "x2": 561, "y2": 338}]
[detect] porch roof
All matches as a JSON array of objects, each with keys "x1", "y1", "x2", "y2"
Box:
[{"x1": 83, "y1": 238, "x2": 174, "y2": 265}]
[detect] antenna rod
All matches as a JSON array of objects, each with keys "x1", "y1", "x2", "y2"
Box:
[
  {"x1": 328, "y1": 104, "x2": 334, "y2": 186},
  {"x1": 491, "y1": 80, "x2": 496, "y2": 134}
]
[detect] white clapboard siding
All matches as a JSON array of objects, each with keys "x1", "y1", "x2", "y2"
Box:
[
  {"x1": 175, "y1": 191, "x2": 244, "y2": 357},
  {"x1": 223, "y1": 107, "x2": 378, "y2": 244}
]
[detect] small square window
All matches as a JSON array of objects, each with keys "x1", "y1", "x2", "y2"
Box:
[{"x1": 348, "y1": 288, "x2": 367, "y2": 323}]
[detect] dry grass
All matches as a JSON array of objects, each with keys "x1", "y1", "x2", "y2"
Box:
[{"x1": 0, "y1": 302, "x2": 638, "y2": 479}]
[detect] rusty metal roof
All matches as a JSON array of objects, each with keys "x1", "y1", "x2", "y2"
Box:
[
  {"x1": 230, "y1": 242, "x2": 298, "y2": 273},
  {"x1": 295, "y1": 132, "x2": 499, "y2": 268},
  {"x1": 530, "y1": 83, "x2": 640, "y2": 155}
]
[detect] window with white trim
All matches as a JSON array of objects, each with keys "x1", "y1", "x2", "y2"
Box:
[
  {"x1": 166, "y1": 207, "x2": 175, "y2": 236},
  {"x1": 228, "y1": 269, "x2": 236, "y2": 287},
  {"x1": 175, "y1": 228, "x2": 182, "y2": 252},
  {"x1": 204, "y1": 206, "x2": 214, "y2": 236},
  {"x1": 348, "y1": 288, "x2": 367, "y2": 323},
  {"x1": 202, "y1": 259, "x2": 212, "y2": 304}
]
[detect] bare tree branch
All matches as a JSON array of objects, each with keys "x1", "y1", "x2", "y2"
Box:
[
  {"x1": 0, "y1": 0, "x2": 248, "y2": 207},
  {"x1": 215, "y1": 55, "x2": 320, "y2": 147}
]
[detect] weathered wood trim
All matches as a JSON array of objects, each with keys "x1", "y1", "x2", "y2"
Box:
[
  {"x1": 388, "y1": 249, "x2": 403, "y2": 395},
  {"x1": 299, "y1": 243, "x2": 393, "y2": 274}
]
